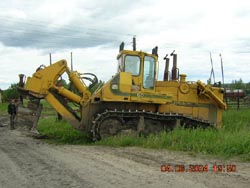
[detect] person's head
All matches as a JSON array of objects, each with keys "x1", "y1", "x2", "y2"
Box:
[{"x1": 11, "y1": 99, "x2": 15, "y2": 103}]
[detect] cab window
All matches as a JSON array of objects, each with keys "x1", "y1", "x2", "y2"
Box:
[
  {"x1": 117, "y1": 57, "x2": 123, "y2": 72},
  {"x1": 143, "y1": 56, "x2": 155, "y2": 89},
  {"x1": 124, "y1": 55, "x2": 140, "y2": 76}
]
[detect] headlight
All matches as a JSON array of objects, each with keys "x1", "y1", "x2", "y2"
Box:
[{"x1": 111, "y1": 84, "x2": 118, "y2": 90}]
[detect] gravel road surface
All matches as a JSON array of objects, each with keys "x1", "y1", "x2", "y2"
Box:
[{"x1": 0, "y1": 115, "x2": 249, "y2": 188}]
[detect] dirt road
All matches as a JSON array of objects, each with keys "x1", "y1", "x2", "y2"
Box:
[{"x1": 0, "y1": 115, "x2": 249, "y2": 188}]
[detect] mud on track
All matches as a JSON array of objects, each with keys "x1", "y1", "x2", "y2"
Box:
[{"x1": 0, "y1": 115, "x2": 249, "y2": 188}]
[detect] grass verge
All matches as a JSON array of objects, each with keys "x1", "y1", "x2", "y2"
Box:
[
  {"x1": 0, "y1": 103, "x2": 8, "y2": 114},
  {"x1": 37, "y1": 109, "x2": 250, "y2": 161},
  {"x1": 37, "y1": 117, "x2": 91, "y2": 144}
]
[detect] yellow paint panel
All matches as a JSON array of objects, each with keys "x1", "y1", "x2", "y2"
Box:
[
  {"x1": 119, "y1": 72, "x2": 132, "y2": 93},
  {"x1": 192, "y1": 107, "x2": 198, "y2": 118},
  {"x1": 156, "y1": 81, "x2": 179, "y2": 87},
  {"x1": 198, "y1": 108, "x2": 209, "y2": 121},
  {"x1": 178, "y1": 106, "x2": 192, "y2": 115},
  {"x1": 216, "y1": 110, "x2": 222, "y2": 128}
]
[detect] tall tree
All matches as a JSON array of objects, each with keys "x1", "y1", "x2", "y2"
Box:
[
  {"x1": 231, "y1": 78, "x2": 244, "y2": 89},
  {"x1": 2, "y1": 83, "x2": 20, "y2": 102}
]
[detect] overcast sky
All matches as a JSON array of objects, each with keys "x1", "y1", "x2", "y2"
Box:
[{"x1": 0, "y1": 0, "x2": 250, "y2": 89}]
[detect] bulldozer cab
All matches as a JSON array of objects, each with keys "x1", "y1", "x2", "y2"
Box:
[{"x1": 117, "y1": 49, "x2": 158, "y2": 91}]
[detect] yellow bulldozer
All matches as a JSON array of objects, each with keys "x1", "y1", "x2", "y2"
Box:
[{"x1": 18, "y1": 40, "x2": 227, "y2": 140}]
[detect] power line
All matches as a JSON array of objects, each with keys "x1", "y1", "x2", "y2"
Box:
[
  {"x1": 0, "y1": 15, "x2": 134, "y2": 38},
  {"x1": 0, "y1": 16, "x2": 248, "y2": 54},
  {"x1": 0, "y1": 16, "x2": 133, "y2": 49}
]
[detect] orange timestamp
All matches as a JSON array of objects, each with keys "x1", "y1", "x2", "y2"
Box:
[
  {"x1": 161, "y1": 164, "x2": 208, "y2": 172},
  {"x1": 213, "y1": 163, "x2": 236, "y2": 172},
  {"x1": 160, "y1": 163, "x2": 236, "y2": 173}
]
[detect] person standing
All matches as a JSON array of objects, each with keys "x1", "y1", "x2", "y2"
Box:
[{"x1": 8, "y1": 99, "x2": 17, "y2": 130}]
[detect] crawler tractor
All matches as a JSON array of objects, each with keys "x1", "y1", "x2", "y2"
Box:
[{"x1": 18, "y1": 40, "x2": 227, "y2": 140}]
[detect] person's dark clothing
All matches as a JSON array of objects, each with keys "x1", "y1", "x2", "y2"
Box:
[
  {"x1": 8, "y1": 103, "x2": 16, "y2": 130},
  {"x1": 8, "y1": 103, "x2": 16, "y2": 115}
]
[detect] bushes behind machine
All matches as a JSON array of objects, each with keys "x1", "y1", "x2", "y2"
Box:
[{"x1": 1, "y1": 84, "x2": 20, "y2": 102}]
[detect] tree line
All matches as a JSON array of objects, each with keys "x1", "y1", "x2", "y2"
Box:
[{"x1": 224, "y1": 79, "x2": 250, "y2": 95}]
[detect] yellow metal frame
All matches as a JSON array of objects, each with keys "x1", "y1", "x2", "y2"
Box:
[{"x1": 22, "y1": 47, "x2": 227, "y2": 130}]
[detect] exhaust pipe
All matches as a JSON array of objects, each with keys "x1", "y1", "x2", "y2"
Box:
[
  {"x1": 18, "y1": 74, "x2": 25, "y2": 87},
  {"x1": 163, "y1": 54, "x2": 169, "y2": 81},
  {"x1": 133, "y1": 36, "x2": 136, "y2": 51},
  {"x1": 171, "y1": 51, "x2": 179, "y2": 80}
]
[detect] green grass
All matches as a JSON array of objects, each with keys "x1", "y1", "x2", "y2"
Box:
[
  {"x1": 95, "y1": 109, "x2": 250, "y2": 161},
  {"x1": 0, "y1": 103, "x2": 8, "y2": 114},
  {"x1": 37, "y1": 118, "x2": 91, "y2": 144}
]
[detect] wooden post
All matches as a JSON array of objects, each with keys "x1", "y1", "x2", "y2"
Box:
[
  {"x1": 71, "y1": 52, "x2": 73, "y2": 71},
  {"x1": 237, "y1": 89, "x2": 240, "y2": 110},
  {"x1": 49, "y1": 53, "x2": 52, "y2": 65}
]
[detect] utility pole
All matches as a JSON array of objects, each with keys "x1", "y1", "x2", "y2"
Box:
[
  {"x1": 219, "y1": 53, "x2": 225, "y2": 88},
  {"x1": 71, "y1": 52, "x2": 73, "y2": 71},
  {"x1": 49, "y1": 53, "x2": 52, "y2": 65},
  {"x1": 209, "y1": 52, "x2": 215, "y2": 84}
]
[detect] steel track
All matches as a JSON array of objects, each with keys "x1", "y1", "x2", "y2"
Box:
[{"x1": 92, "y1": 109, "x2": 210, "y2": 140}]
